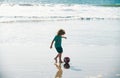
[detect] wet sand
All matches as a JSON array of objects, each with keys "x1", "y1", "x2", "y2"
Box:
[{"x1": 0, "y1": 20, "x2": 120, "y2": 78}]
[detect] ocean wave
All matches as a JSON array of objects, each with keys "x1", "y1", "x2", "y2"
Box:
[
  {"x1": 0, "y1": 3, "x2": 120, "y2": 23},
  {"x1": 0, "y1": 3, "x2": 93, "y2": 7},
  {"x1": 0, "y1": 2, "x2": 120, "y2": 7},
  {"x1": 0, "y1": 16, "x2": 119, "y2": 23}
]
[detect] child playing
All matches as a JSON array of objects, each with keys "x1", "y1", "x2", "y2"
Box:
[{"x1": 50, "y1": 29, "x2": 67, "y2": 63}]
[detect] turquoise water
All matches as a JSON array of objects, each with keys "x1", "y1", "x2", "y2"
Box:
[{"x1": 0, "y1": 0, "x2": 120, "y2": 5}]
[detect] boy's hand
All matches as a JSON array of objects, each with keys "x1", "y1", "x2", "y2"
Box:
[
  {"x1": 62, "y1": 36, "x2": 67, "y2": 39},
  {"x1": 64, "y1": 37, "x2": 67, "y2": 39},
  {"x1": 50, "y1": 45, "x2": 52, "y2": 49},
  {"x1": 63, "y1": 37, "x2": 67, "y2": 39}
]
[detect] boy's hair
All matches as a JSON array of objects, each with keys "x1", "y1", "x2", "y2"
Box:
[{"x1": 57, "y1": 29, "x2": 65, "y2": 36}]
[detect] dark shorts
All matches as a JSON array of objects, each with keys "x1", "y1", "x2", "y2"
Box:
[{"x1": 55, "y1": 47, "x2": 63, "y2": 53}]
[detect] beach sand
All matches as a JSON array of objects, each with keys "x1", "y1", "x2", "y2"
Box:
[{"x1": 0, "y1": 20, "x2": 120, "y2": 78}]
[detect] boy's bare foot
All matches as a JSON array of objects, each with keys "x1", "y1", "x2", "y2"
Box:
[
  {"x1": 54, "y1": 58, "x2": 57, "y2": 63},
  {"x1": 59, "y1": 61, "x2": 63, "y2": 63}
]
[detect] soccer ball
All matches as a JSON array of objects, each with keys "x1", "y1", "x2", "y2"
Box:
[{"x1": 64, "y1": 57, "x2": 70, "y2": 63}]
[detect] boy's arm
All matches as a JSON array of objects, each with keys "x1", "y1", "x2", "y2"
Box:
[
  {"x1": 50, "y1": 40, "x2": 54, "y2": 49},
  {"x1": 62, "y1": 36, "x2": 67, "y2": 39}
]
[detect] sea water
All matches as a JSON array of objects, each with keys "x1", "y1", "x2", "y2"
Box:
[
  {"x1": 0, "y1": 0, "x2": 120, "y2": 23},
  {"x1": 0, "y1": 0, "x2": 120, "y2": 5}
]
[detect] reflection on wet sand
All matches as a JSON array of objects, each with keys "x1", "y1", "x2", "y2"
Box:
[
  {"x1": 54, "y1": 63, "x2": 63, "y2": 78},
  {"x1": 54, "y1": 63, "x2": 71, "y2": 78},
  {"x1": 63, "y1": 63, "x2": 70, "y2": 69}
]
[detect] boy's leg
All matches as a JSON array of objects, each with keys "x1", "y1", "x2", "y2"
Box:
[
  {"x1": 59, "y1": 53, "x2": 63, "y2": 63},
  {"x1": 54, "y1": 54, "x2": 59, "y2": 63}
]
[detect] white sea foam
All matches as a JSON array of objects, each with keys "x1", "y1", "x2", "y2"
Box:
[{"x1": 0, "y1": 4, "x2": 120, "y2": 23}]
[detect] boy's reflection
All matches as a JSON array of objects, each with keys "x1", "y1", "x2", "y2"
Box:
[
  {"x1": 54, "y1": 63, "x2": 70, "y2": 78},
  {"x1": 54, "y1": 63, "x2": 63, "y2": 78}
]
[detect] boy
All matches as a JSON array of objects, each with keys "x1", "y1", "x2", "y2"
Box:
[{"x1": 50, "y1": 29, "x2": 67, "y2": 63}]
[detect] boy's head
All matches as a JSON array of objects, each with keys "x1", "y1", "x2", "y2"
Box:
[{"x1": 57, "y1": 29, "x2": 65, "y2": 36}]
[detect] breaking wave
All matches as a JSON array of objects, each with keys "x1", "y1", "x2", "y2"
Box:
[{"x1": 0, "y1": 3, "x2": 120, "y2": 23}]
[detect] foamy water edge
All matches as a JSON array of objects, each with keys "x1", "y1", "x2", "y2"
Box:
[{"x1": 0, "y1": 4, "x2": 120, "y2": 23}]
